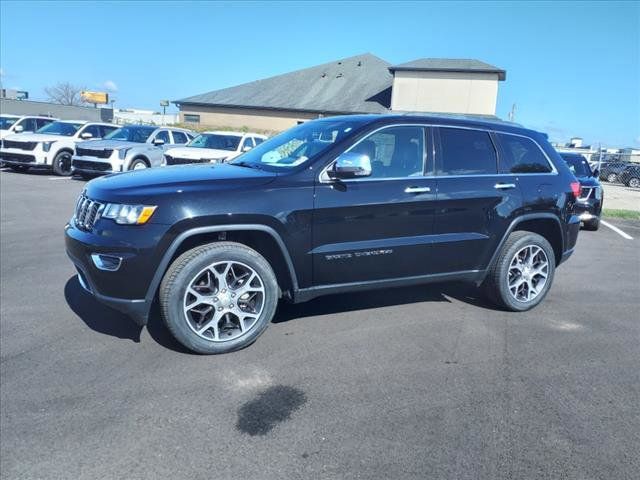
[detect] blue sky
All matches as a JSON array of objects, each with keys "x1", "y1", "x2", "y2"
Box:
[{"x1": 1, "y1": 1, "x2": 638, "y2": 146}]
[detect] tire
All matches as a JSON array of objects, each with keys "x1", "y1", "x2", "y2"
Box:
[
  {"x1": 9, "y1": 165, "x2": 29, "y2": 173},
  {"x1": 483, "y1": 231, "x2": 556, "y2": 312},
  {"x1": 582, "y1": 217, "x2": 600, "y2": 231},
  {"x1": 628, "y1": 177, "x2": 640, "y2": 189},
  {"x1": 52, "y1": 150, "x2": 73, "y2": 176},
  {"x1": 129, "y1": 158, "x2": 148, "y2": 171},
  {"x1": 160, "y1": 241, "x2": 279, "y2": 354},
  {"x1": 78, "y1": 172, "x2": 96, "y2": 181},
  {"x1": 607, "y1": 173, "x2": 617, "y2": 183}
]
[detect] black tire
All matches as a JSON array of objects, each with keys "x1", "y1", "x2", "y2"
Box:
[
  {"x1": 9, "y1": 165, "x2": 29, "y2": 173},
  {"x1": 607, "y1": 173, "x2": 617, "y2": 183},
  {"x1": 582, "y1": 217, "x2": 600, "y2": 231},
  {"x1": 159, "y1": 242, "x2": 279, "y2": 354},
  {"x1": 128, "y1": 158, "x2": 148, "y2": 171},
  {"x1": 52, "y1": 150, "x2": 73, "y2": 176},
  {"x1": 483, "y1": 231, "x2": 556, "y2": 312},
  {"x1": 627, "y1": 177, "x2": 640, "y2": 189}
]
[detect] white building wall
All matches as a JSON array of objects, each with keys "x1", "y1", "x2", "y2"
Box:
[{"x1": 390, "y1": 71, "x2": 500, "y2": 115}]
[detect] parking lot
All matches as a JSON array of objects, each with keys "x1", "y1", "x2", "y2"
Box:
[{"x1": 1, "y1": 168, "x2": 639, "y2": 480}]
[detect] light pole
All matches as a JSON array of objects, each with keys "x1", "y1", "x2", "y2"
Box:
[{"x1": 160, "y1": 100, "x2": 169, "y2": 126}]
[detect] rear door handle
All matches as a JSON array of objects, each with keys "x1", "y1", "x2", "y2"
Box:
[
  {"x1": 404, "y1": 186, "x2": 431, "y2": 194},
  {"x1": 494, "y1": 183, "x2": 516, "y2": 190}
]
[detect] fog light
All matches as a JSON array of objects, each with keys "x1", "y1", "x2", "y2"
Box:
[{"x1": 91, "y1": 254, "x2": 123, "y2": 271}]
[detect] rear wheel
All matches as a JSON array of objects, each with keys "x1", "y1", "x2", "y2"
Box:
[
  {"x1": 483, "y1": 231, "x2": 556, "y2": 311},
  {"x1": 583, "y1": 217, "x2": 600, "y2": 231},
  {"x1": 52, "y1": 151, "x2": 73, "y2": 176},
  {"x1": 160, "y1": 242, "x2": 279, "y2": 354},
  {"x1": 9, "y1": 165, "x2": 29, "y2": 173}
]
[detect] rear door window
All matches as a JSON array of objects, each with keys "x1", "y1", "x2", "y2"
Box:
[
  {"x1": 154, "y1": 130, "x2": 171, "y2": 144},
  {"x1": 437, "y1": 128, "x2": 497, "y2": 175},
  {"x1": 496, "y1": 134, "x2": 553, "y2": 174},
  {"x1": 172, "y1": 131, "x2": 188, "y2": 144}
]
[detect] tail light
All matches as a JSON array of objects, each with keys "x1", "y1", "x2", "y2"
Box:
[{"x1": 570, "y1": 181, "x2": 581, "y2": 198}]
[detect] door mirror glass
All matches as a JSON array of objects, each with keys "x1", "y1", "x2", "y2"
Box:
[
  {"x1": 242, "y1": 145, "x2": 252, "y2": 152},
  {"x1": 80, "y1": 132, "x2": 93, "y2": 139},
  {"x1": 592, "y1": 168, "x2": 599, "y2": 178},
  {"x1": 329, "y1": 152, "x2": 372, "y2": 179}
]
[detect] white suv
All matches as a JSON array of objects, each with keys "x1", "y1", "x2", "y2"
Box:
[
  {"x1": 0, "y1": 115, "x2": 57, "y2": 139},
  {"x1": 71, "y1": 125, "x2": 194, "y2": 178},
  {"x1": 162, "y1": 131, "x2": 267, "y2": 166},
  {"x1": 0, "y1": 120, "x2": 118, "y2": 175}
]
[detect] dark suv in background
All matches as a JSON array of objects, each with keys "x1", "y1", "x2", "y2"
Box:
[
  {"x1": 559, "y1": 152, "x2": 603, "y2": 230},
  {"x1": 65, "y1": 114, "x2": 581, "y2": 354}
]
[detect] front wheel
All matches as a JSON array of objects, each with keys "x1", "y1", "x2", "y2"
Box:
[
  {"x1": 159, "y1": 242, "x2": 279, "y2": 354},
  {"x1": 628, "y1": 177, "x2": 640, "y2": 189},
  {"x1": 52, "y1": 151, "x2": 73, "y2": 176},
  {"x1": 607, "y1": 173, "x2": 617, "y2": 183},
  {"x1": 129, "y1": 158, "x2": 148, "y2": 171},
  {"x1": 483, "y1": 231, "x2": 556, "y2": 311}
]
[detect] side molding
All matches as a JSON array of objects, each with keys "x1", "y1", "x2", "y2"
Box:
[{"x1": 144, "y1": 224, "x2": 299, "y2": 305}]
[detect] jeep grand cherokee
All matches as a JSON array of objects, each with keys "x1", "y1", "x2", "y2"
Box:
[{"x1": 65, "y1": 114, "x2": 581, "y2": 354}]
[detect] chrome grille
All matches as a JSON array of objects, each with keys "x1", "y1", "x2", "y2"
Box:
[{"x1": 74, "y1": 194, "x2": 105, "y2": 231}]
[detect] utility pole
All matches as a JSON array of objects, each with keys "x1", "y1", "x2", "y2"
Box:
[{"x1": 508, "y1": 103, "x2": 516, "y2": 122}]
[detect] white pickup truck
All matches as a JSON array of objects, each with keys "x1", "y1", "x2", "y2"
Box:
[{"x1": 162, "y1": 131, "x2": 267, "y2": 166}]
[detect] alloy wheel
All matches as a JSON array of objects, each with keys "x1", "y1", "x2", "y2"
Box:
[
  {"x1": 607, "y1": 173, "x2": 617, "y2": 183},
  {"x1": 507, "y1": 245, "x2": 549, "y2": 302},
  {"x1": 183, "y1": 261, "x2": 265, "y2": 342},
  {"x1": 57, "y1": 153, "x2": 72, "y2": 174},
  {"x1": 133, "y1": 162, "x2": 147, "y2": 170},
  {"x1": 629, "y1": 178, "x2": 640, "y2": 188}
]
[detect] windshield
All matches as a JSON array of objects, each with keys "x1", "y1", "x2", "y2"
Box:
[
  {"x1": 104, "y1": 126, "x2": 156, "y2": 143},
  {"x1": 36, "y1": 121, "x2": 83, "y2": 136},
  {"x1": 0, "y1": 116, "x2": 19, "y2": 130},
  {"x1": 562, "y1": 154, "x2": 592, "y2": 177},
  {"x1": 230, "y1": 119, "x2": 367, "y2": 170},
  {"x1": 188, "y1": 133, "x2": 242, "y2": 151}
]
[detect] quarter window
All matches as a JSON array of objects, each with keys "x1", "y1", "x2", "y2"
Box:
[
  {"x1": 353, "y1": 126, "x2": 425, "y2": 179},
  {"x1": 438, "y1": 128, "x2": 497, "y2": 176},
  {"x1": 497, "y1": 134, "x2": 552, "y2": 174},
  {"x1": 184, "y1": 114, "x2": 200, "y2": 124}
]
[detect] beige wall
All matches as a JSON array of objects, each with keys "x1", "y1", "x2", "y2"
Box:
[
  {"x1": 179, "y1": 106, "x2": 323, "y2": 133},
  {"x1": 390, "y1": 71, "x2": 500, "y2": 115}
]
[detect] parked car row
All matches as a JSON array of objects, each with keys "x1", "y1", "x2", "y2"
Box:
[
  {"x1": 597, "y1": 161, "x2": 640, "y2": 187},
  {"x1": 0, "y1": 114, "x2": 269, "y2": 177}
]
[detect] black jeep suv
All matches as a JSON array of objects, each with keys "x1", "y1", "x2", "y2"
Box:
[
  {"x1": 65, "y1": 114, "x2": 581, "y2": 354},
  {"x1": 559, "y1": 152, "x2": 603, "y2": 230}
]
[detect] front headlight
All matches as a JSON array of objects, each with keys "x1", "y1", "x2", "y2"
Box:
[
  {"x1": 117, "y1": 148, "x2": 130, "y2": 160},
  {"x1": 42, "y1": 141, "x2": 56, "y2": 152},
  {"x1": 102, "y1": 203, "x2": 157, "y2": 225}
]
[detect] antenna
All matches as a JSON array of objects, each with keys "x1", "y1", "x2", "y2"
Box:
[{"x1": 508, "y1": 103, "x2": 516, "y2": 122}]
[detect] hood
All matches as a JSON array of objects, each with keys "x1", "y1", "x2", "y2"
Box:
[
  {"x1": 78, "y1": 139, "x2": 146, "y2": 150},
  {"x1": 85, "y1": 163, "x2": 277, "y2": 203},
  {"x1": 3, "y1": 133, "x2": 71, "y2": 143},
  {"x1": 165, "y1": 146, "x2": 233, "y2": 160}
]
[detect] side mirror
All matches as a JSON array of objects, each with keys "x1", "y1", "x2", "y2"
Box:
[
  {"x1": 592, "y1": 168, "x2": 599, "y2": 178},
  {"x1": 242, "y1": 145, "x2": 252, "y2": 152},
  {"x1": 328, "y1": 152, "x2": 372, "y2": 179},
  {"x1": 14, "y1": 125, "x2": 24, "y2": 133},
  {"x1": 80, "y1": 132, "x2": 93, "y2": 139},
  {"x1": 153, "y1": 138, "x2": 165, "y2": 146}
]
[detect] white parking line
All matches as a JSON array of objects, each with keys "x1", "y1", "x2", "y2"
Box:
[
  {"x1": 601, "y1": 220, "x2": 634, "y2": 240},
  {"x1": 48, "y1": 177, "x2": 72, "y2": 180}
]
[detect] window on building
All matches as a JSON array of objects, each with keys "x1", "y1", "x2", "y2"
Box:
[
  {"x1": 438, "y1": 128, "x2": 497, "y2": 176},
  {"x1": 184, "y1": 114, "x2": 200, "y2": 124},
  {"x1": 172, "y1": 131, "x2": 188, "y2": 144},
  {"x1": 353, "y1": 126, "x2": 425, "y2": 179},
  {"x1": 497, "y1": 134, "x2": 553, "y2": 174}
]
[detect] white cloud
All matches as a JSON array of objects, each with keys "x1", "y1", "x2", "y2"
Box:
[{"x1": 103, "y1": 80, "x2": 118, "y2": 92}]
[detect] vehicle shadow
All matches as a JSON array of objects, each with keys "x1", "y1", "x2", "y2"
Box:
[{"x1": 273, "y1": 281, "x2": 499, "y2": 324}]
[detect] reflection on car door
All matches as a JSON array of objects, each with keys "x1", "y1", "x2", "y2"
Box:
[{"x1": 312, "y1": 125, "x2": 438, "y2": 285}]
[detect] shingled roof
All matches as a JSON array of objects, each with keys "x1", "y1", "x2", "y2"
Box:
[
  {"x1": 389, "y1": 58, "x2": 506, "y2": 81},
  {"x1": 174, "y1": 53, "x2": 393, "y2": 114}
]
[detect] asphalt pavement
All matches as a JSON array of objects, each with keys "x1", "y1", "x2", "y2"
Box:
[{"x1": 1, "y1": 168, "x2": 639, "y2": 480}]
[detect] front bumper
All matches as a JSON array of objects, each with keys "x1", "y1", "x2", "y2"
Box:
[
  {"x1": 71, "y1": 155, "x2": 123, "y2": 175},
  {"x1": 0, "y1": 148, "x2": 49, "y2": 166},
  {"x1": 64, "y1": 218, "x2": 171, "y2": 325}
]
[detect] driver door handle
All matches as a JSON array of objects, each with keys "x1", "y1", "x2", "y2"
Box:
[
  {"x1": 404, "y1": 186, "x2": 431, "y2": 194},
  {"x1": 494, "y1": 183, "x2": 516, "y2": 190}
]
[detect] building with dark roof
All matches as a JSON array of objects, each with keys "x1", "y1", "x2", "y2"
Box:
[{"x1": 174, "y1": 53, "x2": 505, "y2": 132}]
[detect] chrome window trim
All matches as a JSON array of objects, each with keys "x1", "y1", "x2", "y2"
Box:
[{"x1": 318, "y1": 123, "x2": 558, "y2": 183}]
